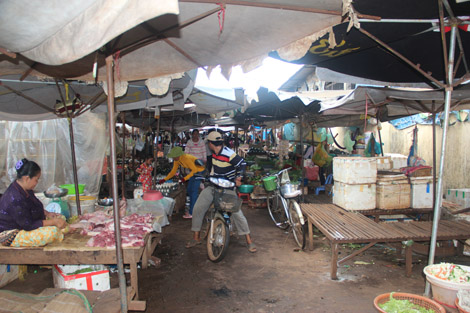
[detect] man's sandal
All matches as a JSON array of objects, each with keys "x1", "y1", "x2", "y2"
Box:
[
  {"x1": 186, "y1": 239, "x2": 202, "y2": 248},
  {"x1": 247, "y1": 242, "x2": 257, "y2": 253}
]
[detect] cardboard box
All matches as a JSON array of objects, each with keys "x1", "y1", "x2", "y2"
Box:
[{"x1": 53, "y1": 265, "x2": 110, "y2": 291}]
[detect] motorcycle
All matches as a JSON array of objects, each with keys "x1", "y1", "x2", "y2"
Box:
[{"x1": 201, "y1": 176, "x2": 242, "y2": 262}]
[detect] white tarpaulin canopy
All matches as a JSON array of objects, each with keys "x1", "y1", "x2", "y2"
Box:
[
  {"x1": 0, "y1": 0, "x2": 344, "y2": 83},
  {"x1": 319, "y1": 86, "x2": 470, "y2": 118},
  {"x1": 0, "y1": 72, "x2": 242, "y2": 122}
]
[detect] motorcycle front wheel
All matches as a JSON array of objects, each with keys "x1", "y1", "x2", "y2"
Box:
[{"x1": 207, "y1": 215, "x2": 230, "y2": 262}]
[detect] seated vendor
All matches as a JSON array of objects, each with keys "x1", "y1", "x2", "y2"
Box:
[
  {"x1": 0, "y1": 158, "x2": 67, "y2": 247},
  {"x1": 158, "y1": 147, "x2": 205, "y2": 219}
]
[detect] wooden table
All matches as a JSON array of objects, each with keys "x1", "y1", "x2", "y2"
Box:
[
  {"x1": 301, "y1": 203, "x2": 470, "y2": 279},
  {"x1": 0, "y1": 231, "x2": 162, "y2": 311}
]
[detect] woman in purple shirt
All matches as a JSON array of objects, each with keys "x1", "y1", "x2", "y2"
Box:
[{"x1": 0, "y1": 159, "x2": 66, "y2": 247}]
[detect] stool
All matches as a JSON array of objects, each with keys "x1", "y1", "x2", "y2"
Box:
[{"x1": 238, "y1": 193, "x2": 250, "y2": 204}]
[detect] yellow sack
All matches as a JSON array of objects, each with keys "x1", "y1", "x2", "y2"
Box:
[{"x1": 312, "y1": 143, "x2": 331, "y2": 167}]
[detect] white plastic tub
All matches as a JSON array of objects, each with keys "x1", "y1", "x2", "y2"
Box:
[
  {"x1": 333, "y1": 181, "x2": 376, "y2": 211},
  {"x1": 424, "y1": 264, "x2": 470, "y2": 308},
  {"x1": 333, "y1": 157, "x2": 377, "y2": 185},
  {"x1": 68, "y1": 196, "x2": 96, "y2": 216}
]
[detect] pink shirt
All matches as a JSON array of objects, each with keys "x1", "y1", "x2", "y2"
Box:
[{"x1": 185, "y1": 139, "x2": 207, "y2": 160}]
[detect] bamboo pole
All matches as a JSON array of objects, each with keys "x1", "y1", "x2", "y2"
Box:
[
  {"x1": 153, "y1": 115, "x2": 161, "y2": 188},
  {"x1": 68, "y1": 119, "x2": 81, "y2": 215},
  {"x1": 121, "y1": 113, "x2": 126, "y2": 198},
  {"x1": 105, "y1": 55, "x2": 128, "y2": 312},
  {"x1": 54, "y1": 80, "x2": 81, "y2": 216},
  {"x1": 131, "y1": 126, "x2": 135, "y2": 178}
]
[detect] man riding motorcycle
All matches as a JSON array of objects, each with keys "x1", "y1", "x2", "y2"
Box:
[{"x1": 186, "y1": 131, "x2": 257, "y2": 253}]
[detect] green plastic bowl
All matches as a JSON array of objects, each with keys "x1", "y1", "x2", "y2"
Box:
[
  {"x1": 60, "y1": 184, "x2": 85, "y2": 195},
  {"x1": 239, "y1": 184, "x2": 254, "y2": 193},
  {"x1": 263, "y1": 176, "x2": 277, "y2": 192}
]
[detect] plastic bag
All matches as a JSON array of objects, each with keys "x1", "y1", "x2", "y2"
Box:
[
  {"x1": 312, "y1": 143, "x2": 331, "y2": 167},
  {"x1": 364, "y1": 133, "x2": 382, "y2": 156},
  {"x1": 281, "y1": 170, "x2": 291, "y2": 185},
  {"x1": 344, "y1": 130, "x2": 355, "y2": 153},
  {"x1": 135, "y1": 136, "x2": 145, "y2": 151}
]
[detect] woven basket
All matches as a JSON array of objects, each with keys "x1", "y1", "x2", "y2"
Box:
[{"x1": 374, "y1": 292, "x2": 446, "y2": 313}]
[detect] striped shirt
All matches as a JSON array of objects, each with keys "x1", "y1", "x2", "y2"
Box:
[
  {"x1": 208, "y1": 146, "x2": 246, "y2": 181},
  {"x1": 185, "y1": 139, "x2": 207, "y2": 161}
]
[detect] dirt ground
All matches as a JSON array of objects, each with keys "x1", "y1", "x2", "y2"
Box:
[{"x1": 3, "y1": 194, "x2": 470, "y2": 312}]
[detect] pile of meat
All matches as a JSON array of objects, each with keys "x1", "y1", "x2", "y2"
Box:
[{"x1": 69, "y1": 211, "x2": 154, "y2": 248}]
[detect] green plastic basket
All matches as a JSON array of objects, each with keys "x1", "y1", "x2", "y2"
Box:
[
  {"x1": 263, "y1": 176, "x2": 277, "y2": 192},
  {"x1": 60, "y1": 184, "x2": 85, "y2": 195}
]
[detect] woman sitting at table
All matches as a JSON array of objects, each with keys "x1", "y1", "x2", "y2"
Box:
[{"x1": 0, "y1": 158, "x2": 67, "y2": 247}]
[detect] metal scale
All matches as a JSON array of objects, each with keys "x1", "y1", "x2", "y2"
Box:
[{"x1": 44, "y1": 188, "x2": 70, "y2": 219}]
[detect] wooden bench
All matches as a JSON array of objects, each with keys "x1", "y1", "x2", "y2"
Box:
[{"x1": 301, "y1": 203, "x2": 470, "y2": 279}]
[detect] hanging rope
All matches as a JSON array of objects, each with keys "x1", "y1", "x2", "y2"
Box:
[{"x1": 216, "y1": 3, "x2": 226, "y2": 35}]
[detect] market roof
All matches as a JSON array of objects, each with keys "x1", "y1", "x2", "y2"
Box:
[
  {"x1": 316, "y1": 85, "x2": 470, "y2": 125},
  {"x1": 272, "y1": 0, "x2": 470, "y2": 86},
  {"x1": 0, "y1": 0, "x2": 344, "y2": 82}
]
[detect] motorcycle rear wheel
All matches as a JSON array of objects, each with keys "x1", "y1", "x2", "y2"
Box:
[{"x1": 207, "y1": 215, "x2": 230, "y2": 262}]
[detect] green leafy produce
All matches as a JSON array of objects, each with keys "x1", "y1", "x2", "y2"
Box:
[
  {"x1": 69, "y1": 267, "x2": 95, "y2": 275},
  {"x1": 379, "y1": 293, "x2": 435, "y2": 313},
  {"x1": 250, "y1": 164, "x2": 262, "y2": 171}
]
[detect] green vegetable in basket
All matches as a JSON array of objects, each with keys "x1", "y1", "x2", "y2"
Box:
[
  {"x1": 69, "y1": 267, "x2": 95, "y2": 275},
  {"x1": 379, "y1": 293, "x2": 435, "y2": 313}
]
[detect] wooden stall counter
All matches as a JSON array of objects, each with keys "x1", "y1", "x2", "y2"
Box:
[{"x1": 0, "y1": 231, "x2": 162, "y2": 311}]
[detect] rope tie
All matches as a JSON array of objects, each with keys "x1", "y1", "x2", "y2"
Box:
[{"x1": 216, "y1": 3, "x2": 226, "y2": 35}]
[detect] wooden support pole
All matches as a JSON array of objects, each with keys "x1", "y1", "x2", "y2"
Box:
[
  {"x1": 106, "y1": 55, "x2": 128, "y2": 313},
  {"x1": 330, "y1": 243, "x2": 339, "y2": 280}
]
